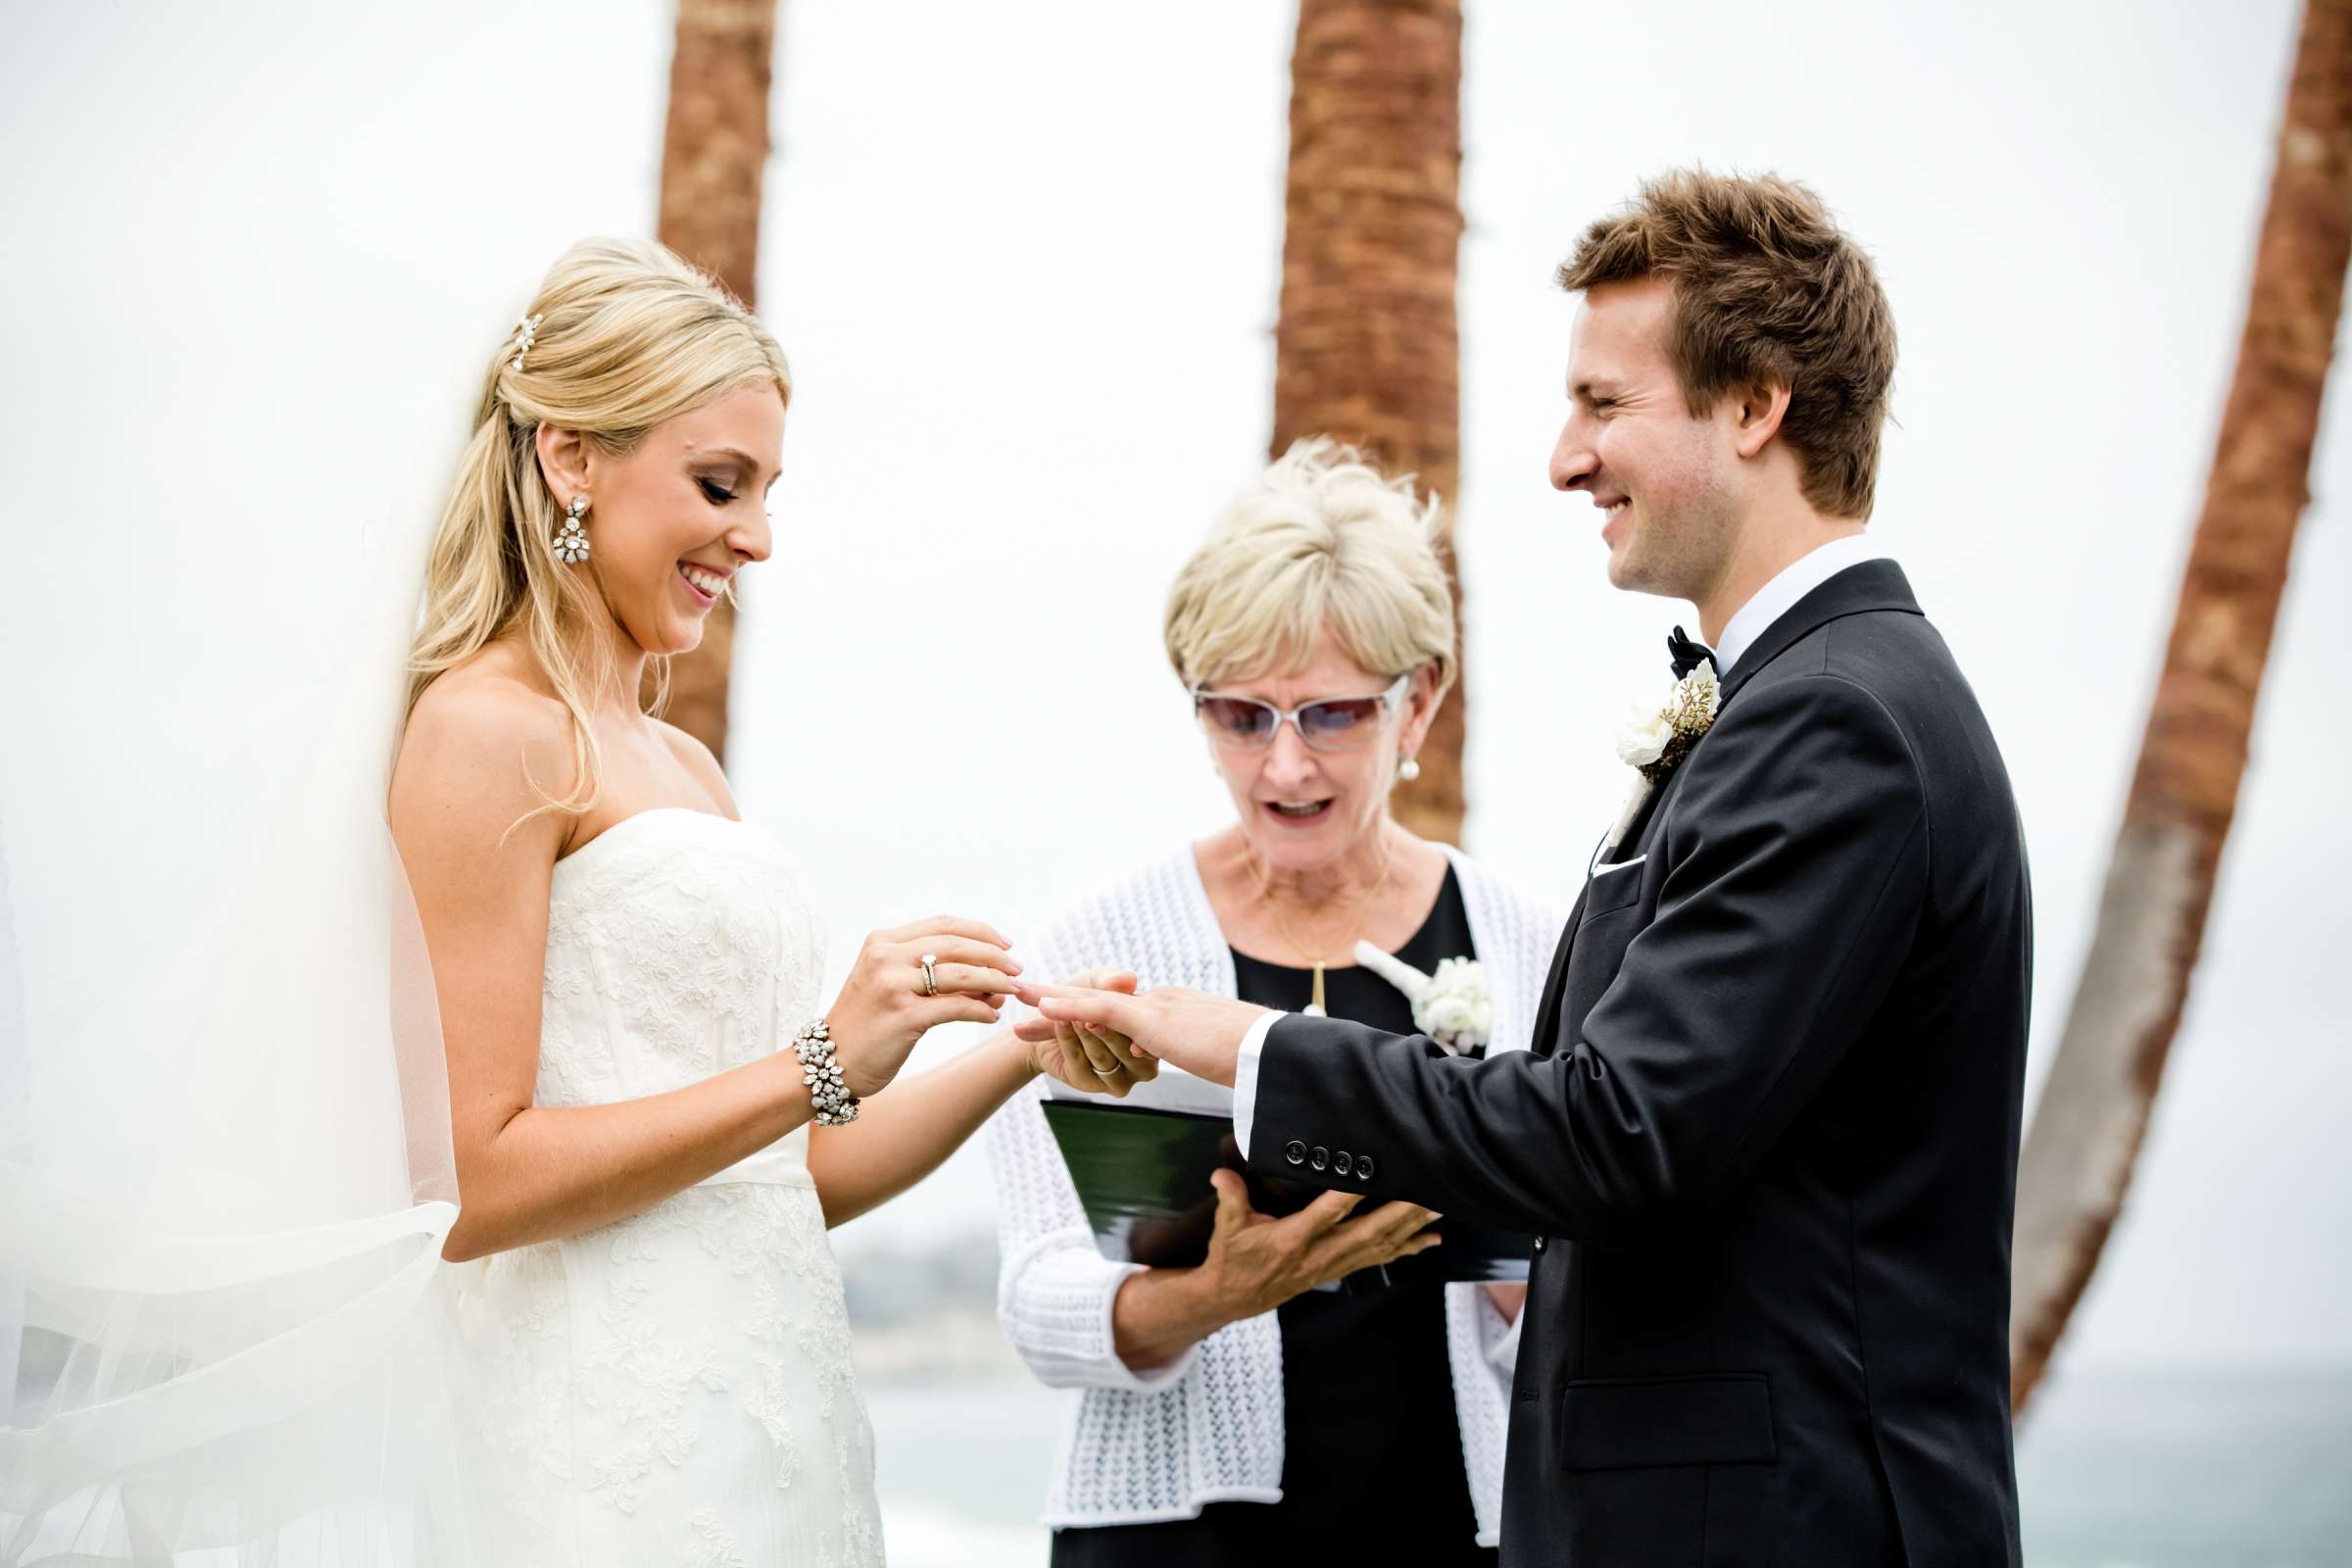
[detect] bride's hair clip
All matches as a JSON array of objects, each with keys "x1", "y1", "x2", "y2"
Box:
[{"x1": 509, "y1": 313, "x2": 545, "y2": 373}]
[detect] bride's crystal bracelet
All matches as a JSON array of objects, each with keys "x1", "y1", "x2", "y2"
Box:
[{"x1": 793, "y1": 1019, "x2": 859, "y2": 1126}]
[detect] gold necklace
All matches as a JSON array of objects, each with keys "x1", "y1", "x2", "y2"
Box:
[{"x1": 1250, "y1": 835, "x2": 1396, "y2": 1018}]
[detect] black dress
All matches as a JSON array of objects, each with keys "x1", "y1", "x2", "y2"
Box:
[{"x1": 1050, "y1": 865, "x2": 1497, "y2": 1568}]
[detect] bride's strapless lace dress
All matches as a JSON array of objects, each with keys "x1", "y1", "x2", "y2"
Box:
[{"x1": 453, "y1": 808, "x2": 882, "y2": 1566}]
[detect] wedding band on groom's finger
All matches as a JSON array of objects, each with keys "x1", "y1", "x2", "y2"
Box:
[{"x1": 1075, "y1": 1028, "x2": 1123, "y2": 1077}]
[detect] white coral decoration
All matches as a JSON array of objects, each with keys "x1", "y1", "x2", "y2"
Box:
[{"x1": 1351, "y1": 942, "x2": 1492, "y2": 1054}]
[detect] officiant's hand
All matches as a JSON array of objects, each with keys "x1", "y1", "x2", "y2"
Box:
[
  {"x1": 1199, "y1": 1168, "x2": 1442, "y2": 1319},
  {"x1": 1022, "y1": 969, "x2": 1159, "y2": 1097},
  {"x1": 827, "y1": 916, "x2": 1037, "y2": 1099},
  {"x1": 1108, "y1": 1171, "x2": 1445, "y2": 1372},
  {"x1": 1016, "y1": 986, "x2": 1263, "y2": 1087}
]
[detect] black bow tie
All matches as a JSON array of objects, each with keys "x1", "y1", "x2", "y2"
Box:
[{"x1": 1667, "y1": 625, "x2": 1716, "y2": 680}]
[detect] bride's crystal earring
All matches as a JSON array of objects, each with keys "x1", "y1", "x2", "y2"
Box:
[
  {"x1": 1398, "y1": 753, "x2": 1422, "y2": 783},
  {"x1": 555, "y1": 495, "x2": 591, "y2": 564}
]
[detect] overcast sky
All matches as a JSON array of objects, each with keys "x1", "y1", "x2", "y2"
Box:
[{"x1": 3, "y1": 0, "x2": 2345, "y2": 1373}]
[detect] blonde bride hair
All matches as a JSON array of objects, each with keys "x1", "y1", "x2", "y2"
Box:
[{"x1": 407, "y1": 237, "x2": 791, "y2": 818}]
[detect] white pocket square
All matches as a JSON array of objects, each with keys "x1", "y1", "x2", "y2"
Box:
[{"x1": 1592, "y1": 854, "x2": 1647, "y2": 875}]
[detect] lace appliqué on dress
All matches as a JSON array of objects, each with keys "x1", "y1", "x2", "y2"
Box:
[{"x1": 458, "y1": 812, "x2": 880, "y2": 1566}]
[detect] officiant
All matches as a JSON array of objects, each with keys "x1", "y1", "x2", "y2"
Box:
[{"x1": 985, "y1": 439, "x2": 1563, "y2": 1565}]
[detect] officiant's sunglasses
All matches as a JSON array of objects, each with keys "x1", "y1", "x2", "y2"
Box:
[{"x1": 1192, "y1": 674, "x2": 1409, "y2": 752}]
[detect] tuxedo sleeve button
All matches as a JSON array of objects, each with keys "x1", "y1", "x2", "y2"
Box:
[
  {"x1": 1355, "y1": 1155, "x2": 1375, "y2": 1181},
  {"x1": 1284, "y1": 1140, "x2": 1306, "y2": 1166},
  {"x1": 1333, "y1": 1151, "x2": 1352, "y2": 1176},
  {"x1": 1309, "y1": 1146, "x2": 1330, "y2": 1172}
]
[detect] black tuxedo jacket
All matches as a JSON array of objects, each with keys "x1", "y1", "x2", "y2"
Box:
[{"x1": 1247, "y1": 562, "x2": 2030, "y2": 1566}]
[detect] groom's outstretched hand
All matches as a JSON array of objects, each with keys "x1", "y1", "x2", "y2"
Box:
[{"x1": 1014, "y1": 987, "x2": 1267, "y2": 1087}]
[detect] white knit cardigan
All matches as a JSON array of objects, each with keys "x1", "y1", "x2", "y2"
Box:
[{"x1": 985, "y1": 844, "x2": 1566, "y2": 1546}]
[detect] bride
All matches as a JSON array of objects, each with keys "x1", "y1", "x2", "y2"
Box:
[
  {"x1": 392, "y1": 237, "x2": 1155, "y2": 1563},
  {"x1": 0, "y1": 237, "x2": 1147, "y2": 1566}
]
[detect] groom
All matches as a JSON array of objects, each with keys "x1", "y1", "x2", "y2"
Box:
[{"x1": 1032, "y1": 171, "x2": 2030, "y2": 1565}]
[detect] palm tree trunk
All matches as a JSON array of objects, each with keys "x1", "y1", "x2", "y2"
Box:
[
  {"x1": 2009, "y1": 0, "x2": 2352, "y2": 1415},
  {"x1": 652, "y1": 0, "x2": 779, "y2": 761},
  {"x1": 1272, "y1": 0, "x2": 1466, "y2": 843}
]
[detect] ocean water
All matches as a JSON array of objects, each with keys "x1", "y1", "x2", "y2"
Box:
[
  {"x1": 2009, "y1": 1366, "x2": 2352, "y2": 1566},
  {"x1": 864, "y1": 1365, "x2": 2352, "y2": 1567}
]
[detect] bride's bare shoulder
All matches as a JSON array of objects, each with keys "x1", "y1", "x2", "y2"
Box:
[
  {"x1": 392, "y1": 647, "x2": 575, "y2": 826},
  {"x1": 404, "y1": 646, "x2": 569, "y2": 750}
]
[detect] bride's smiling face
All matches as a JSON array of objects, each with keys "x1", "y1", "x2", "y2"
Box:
[{"x1": 537, "y1": 380, "x2": 784, "y2": 658}]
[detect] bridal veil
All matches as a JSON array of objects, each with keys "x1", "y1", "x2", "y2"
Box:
[
  {"x1": 0, "y1": 10, "x2": 655, "y2": 1558},
  {"x1": 0, "y1": 306, "x2": 505, "y2": 1559}
]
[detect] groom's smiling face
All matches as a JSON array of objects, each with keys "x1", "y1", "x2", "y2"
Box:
[{"x1": 1550, "y1": 278, "x2": 1741, "y2": 604}]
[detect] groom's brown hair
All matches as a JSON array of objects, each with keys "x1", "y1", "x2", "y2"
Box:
[{"x1": 1558, "y1": 170, "x2": 1896, "y2": 520}]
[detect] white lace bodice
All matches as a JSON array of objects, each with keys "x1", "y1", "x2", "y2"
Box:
[
  {"x1": 456, "y1": 808, "x2": 882, "y2": 1567},
  {"x1": 537, "y1": 806, "x2": 828, "y2": 1110}
]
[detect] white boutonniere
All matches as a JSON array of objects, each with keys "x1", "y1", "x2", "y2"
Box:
[
  {"x1": 1351, "y1": 942, "x2": 1491, "y2": 1054},
  {"x1": 1614, "y1": 659, "x2": 1720, "y2": 785}
]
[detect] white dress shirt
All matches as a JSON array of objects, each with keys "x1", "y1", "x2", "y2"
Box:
[
  {"x1": 1709, "y1": 531, "x2": 1888, "y2": 677},
  {"x1": 1230, "y1": 1009, "x2": 1283, "y2": 1157},
  {"x1": 1232, "y1": 533, "x2": 1896, "y2": 1158}
]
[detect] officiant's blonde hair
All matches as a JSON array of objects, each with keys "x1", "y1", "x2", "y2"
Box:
[
  {"x1": 406, "y1": 237, "x2": 791, "y2": 820},
  {"x1": 1164, "y1": 438, "x2": 1457, "y2": 697}
]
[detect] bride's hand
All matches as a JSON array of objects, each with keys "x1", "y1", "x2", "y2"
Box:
[
  {"x1": 1023, "y1": 969, "x2": 1158, "y2": 1097},
  {"x1": 827, "y1": 916, "x2": 1033, "y2": 1099}
]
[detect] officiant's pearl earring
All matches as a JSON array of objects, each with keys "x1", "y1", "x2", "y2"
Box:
[
  {"x1": 555, "y1": 495, "x2": 592, "y2": 564},
  {"x1": 1398, "y1": 754, "x2": 1422, "y2": 783}
]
